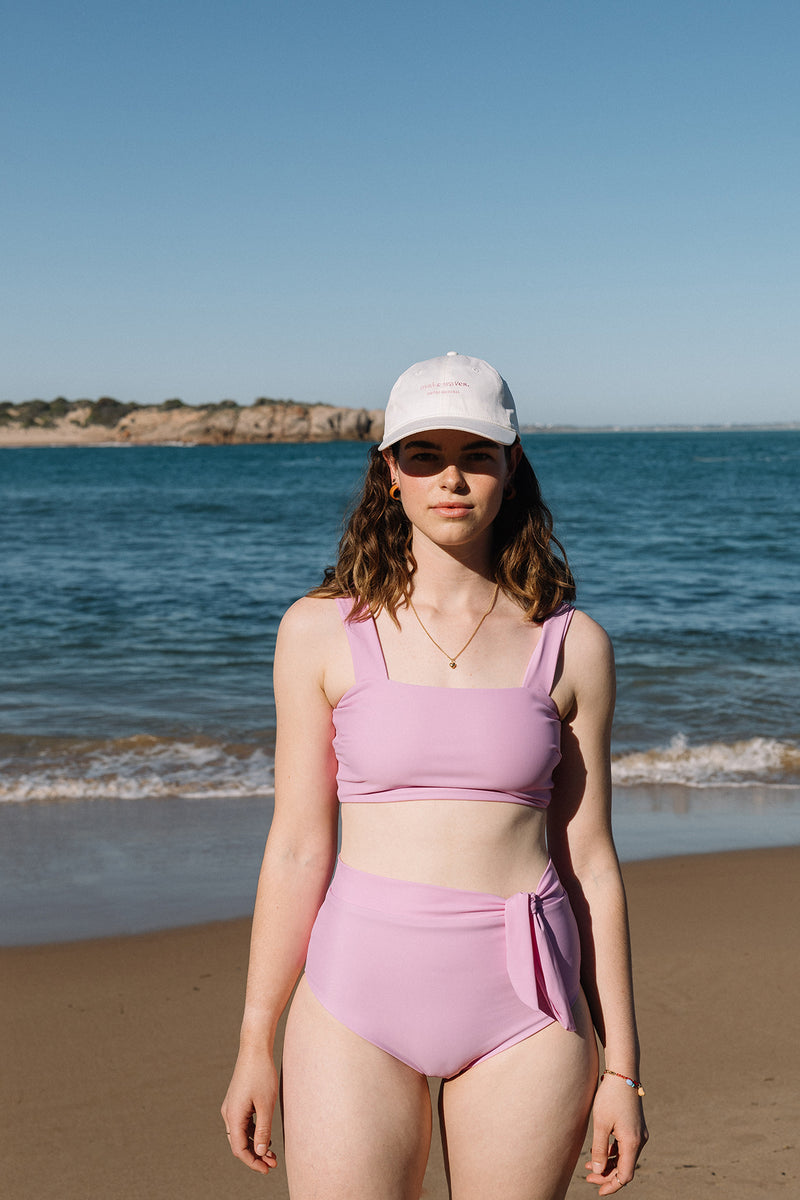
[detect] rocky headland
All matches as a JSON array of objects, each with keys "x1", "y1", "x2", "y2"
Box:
[{"x1": 0, "y1": 396, "x2": 386, "y2": 446}]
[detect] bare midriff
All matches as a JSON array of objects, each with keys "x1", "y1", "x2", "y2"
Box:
[{"x1": 339, "y1": 799, "x2": 551, "y2": 897}]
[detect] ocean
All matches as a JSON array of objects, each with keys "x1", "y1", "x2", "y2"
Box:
[{"x1": 2, "y1": 431, "x2": 799, "y2": 942}]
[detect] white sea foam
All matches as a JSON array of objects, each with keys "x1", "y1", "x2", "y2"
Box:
[
  {"x1": 612, "y1": 734, "x2": 800, "y2": 787},
  {"x1": 0, "y1": 734, "x2": 274, "y2": 804}
]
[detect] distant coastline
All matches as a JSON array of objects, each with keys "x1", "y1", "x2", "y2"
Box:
[
  {"x1": 0, "y1": 396, "x2": 385, "y2": 447},
  {"x1": 0, "y1": 396, "x2": 797, "y2": 446}
]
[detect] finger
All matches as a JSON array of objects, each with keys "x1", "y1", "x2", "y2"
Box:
[
  {"x1": 613, "y1": 1132, "x2": 639, "y2": 1186},
  {"x1": 586, "y1": 1140, "x2": 620, "y2": 1192},
  {"x1": 253, "y1": 1110, "x2": 277, "y2": 1165},
  {"x1": 588, "y1": 1129, "x2": 613, "y2": 1178},
  {"x1": 586, "y1": 1170, "x2": 624, "y2": 1195},
  {"x1": 597, "y1": 1171, "x2": 626, "y2": 1196},
  {"x1": 228, "y1": 1112, "x2": 271, "y2": 1175}
]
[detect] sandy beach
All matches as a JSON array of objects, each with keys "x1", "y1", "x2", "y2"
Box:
[{"x1": 3, "y1": 846, "x2": 797, "y2": 1199}]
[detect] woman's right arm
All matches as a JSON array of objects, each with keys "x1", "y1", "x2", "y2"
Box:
[{"x1": 221, "y1": 598, "x2": 340, "y2": 1175}]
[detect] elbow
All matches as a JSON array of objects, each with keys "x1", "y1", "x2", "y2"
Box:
[{"x1": 263, "y1": 825, "x2": 338, "y2": 881}]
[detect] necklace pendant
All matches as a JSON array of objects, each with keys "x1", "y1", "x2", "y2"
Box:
[{"x1": 449, "y1": 661, "x2": 457, "y2": 669}]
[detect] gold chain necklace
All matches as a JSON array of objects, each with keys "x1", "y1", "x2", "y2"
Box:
[{"x1": 407, "y1": 583, "x2": 500, "y2": 669}]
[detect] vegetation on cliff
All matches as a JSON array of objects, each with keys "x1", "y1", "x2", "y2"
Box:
[{"x1": 0, "y1": 396, "x2": 384, "y2": 444}]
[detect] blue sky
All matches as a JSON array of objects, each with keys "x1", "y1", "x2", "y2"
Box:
[{"x1": 3, "y1": 0, "x2": 798, "y2": 426}]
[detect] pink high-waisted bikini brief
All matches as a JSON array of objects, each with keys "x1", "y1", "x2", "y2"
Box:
[{"x1": 305, "y1": 857, "x2": 581, "y2": 1079}]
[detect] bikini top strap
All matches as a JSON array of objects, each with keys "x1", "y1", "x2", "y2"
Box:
[
  {"x1": 336, "y1": 597, "x2": 388, "y2": 681},
  {"x1": 523, "y1": 604, "x2": 575, "y2": 692}
]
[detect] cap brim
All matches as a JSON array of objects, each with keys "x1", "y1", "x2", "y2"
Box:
[{"x1": 378, "y1": 416, "x2": 518, "y2": 451}]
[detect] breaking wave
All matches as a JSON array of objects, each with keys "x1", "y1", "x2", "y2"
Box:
[
  {"x1": 0, "y1": 733, "x2": 274, "y2": 804},
  {"x1": 612, "y1": 735, "x2": 800, "y2": 788}
]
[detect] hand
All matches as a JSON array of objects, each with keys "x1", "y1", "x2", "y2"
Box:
[
  {"x1": 221, "y1": 1051, "x2": 280, "y2": 1175},
  {"x1": 584, "y1": 1075, "x2": 648, "y2": 1194}
]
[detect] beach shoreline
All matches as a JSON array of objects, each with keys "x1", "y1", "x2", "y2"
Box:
[
  {"x1": 3, "y1": 782, "x2": 800, "y2": 947},
  {"x1": 4, "y1": 846, "x2": 798, "y2": 1199}
]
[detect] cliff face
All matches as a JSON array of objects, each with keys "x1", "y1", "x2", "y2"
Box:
[{"x1": 0, "y1": 399, "x2": 386, "y2": 447}]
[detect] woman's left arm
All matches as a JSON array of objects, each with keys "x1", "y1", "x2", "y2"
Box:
[{"x1": 547, "y1": 612, "x2": 648, "y2": 1195}]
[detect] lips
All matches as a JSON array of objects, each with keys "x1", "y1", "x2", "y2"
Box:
[{"x1": 431, "y1": 503, "x2": 473, "y2": 516}]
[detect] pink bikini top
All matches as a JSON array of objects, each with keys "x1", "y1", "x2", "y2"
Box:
[{"x1": 332, "y1": 598, "x2": 574, "y2": 808}]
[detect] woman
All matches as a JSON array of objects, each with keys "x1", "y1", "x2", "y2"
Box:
[{"x1": 222, "y1": 352, "x2": 648, "y2": 1199}]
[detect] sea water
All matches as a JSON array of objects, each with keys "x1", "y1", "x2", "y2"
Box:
[{"x1": 1, "y1": 432, "x2": 798, "y2": 940}]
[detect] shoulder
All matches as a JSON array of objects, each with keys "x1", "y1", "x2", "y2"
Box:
[
  {"x1": 564, "y1": 608, "x2": 613, "y2": 662},
  {"x1": 562, "y1": 609, "x2": 615, "y2": 705},
  {"x1": 276, "y1": 596, "x2": 358, "y2": 711},
  {"x1": 275, "y1": 596, "x2": 348, "y2": 672},
  {"x1": 278, "y1": 595, "x2": 346, "y2": 641}
]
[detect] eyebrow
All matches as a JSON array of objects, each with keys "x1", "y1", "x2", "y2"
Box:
[{"x1": 402, "y1": 438, "x2": 499, "y2": 451}]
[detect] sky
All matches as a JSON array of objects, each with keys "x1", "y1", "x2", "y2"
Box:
[{"x1": 2, "y1": 0, "x2": 798, "y2": 427}]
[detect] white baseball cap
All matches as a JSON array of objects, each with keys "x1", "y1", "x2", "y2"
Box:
[{"x1": 378, "y1": 351, "x2": 520, "y2": 450}]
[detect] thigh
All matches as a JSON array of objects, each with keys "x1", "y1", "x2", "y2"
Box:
[
  {"x1": 282, "y1": 977, "x2": 433, "y2": 1200},
  {"x1": 440, "y1": 991, "x2": 598, "y2": 1200}
]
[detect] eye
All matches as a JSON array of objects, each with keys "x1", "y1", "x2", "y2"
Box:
[{"x1": 464, "y1": 451, "x2": 496, "y2": 465}]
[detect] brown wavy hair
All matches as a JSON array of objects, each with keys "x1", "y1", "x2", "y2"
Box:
[{"x1": 309, "y1": 441, "x2": 575, "y2": 623}]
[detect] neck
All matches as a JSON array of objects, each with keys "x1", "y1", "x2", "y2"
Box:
[{"x1": 407, "y1": 530, "x2": 496, "y2": 608}]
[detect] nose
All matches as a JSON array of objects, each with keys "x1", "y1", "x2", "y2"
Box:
[{"x1": 441, "y1": 462, "x2": 467, "y2": 491}]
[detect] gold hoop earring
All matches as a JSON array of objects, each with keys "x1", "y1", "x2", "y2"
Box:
[{"x1": 390, "y1": 482, "x2": 401, "y2": 500}]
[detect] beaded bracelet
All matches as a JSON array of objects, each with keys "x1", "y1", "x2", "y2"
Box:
[{"x1": 601, "y1": 1069, "x2": 646, "y2": 1097}]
